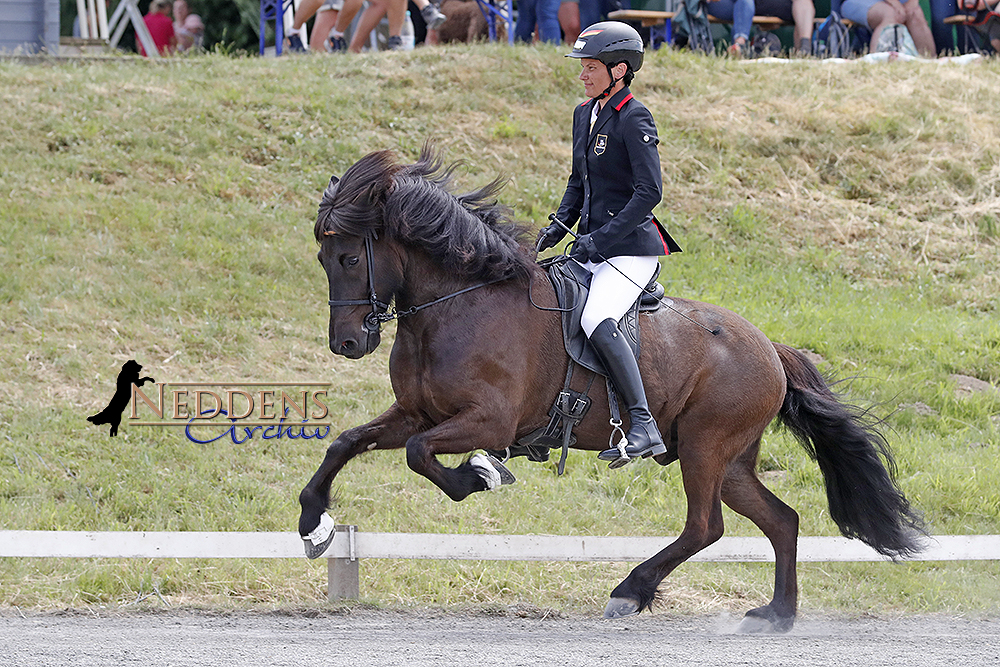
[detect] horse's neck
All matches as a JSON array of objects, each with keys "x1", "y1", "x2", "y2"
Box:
[{"x1": 394, "y1": 250, "x2": 472, "y2": 311}]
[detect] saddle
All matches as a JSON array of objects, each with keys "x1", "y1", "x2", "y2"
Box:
[
  {"x1": 489, "y1": 257, "x2": 667, "y2": 473},
  {"x1": 544, "y1": 256, "x2": 665, "y2": 374}
]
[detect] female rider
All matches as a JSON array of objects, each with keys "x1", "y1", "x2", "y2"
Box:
[{"x1": 537, "y1": 21, "x2": 681, "y2": 468}]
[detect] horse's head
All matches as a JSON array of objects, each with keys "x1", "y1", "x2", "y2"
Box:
[{"x1": 315, "y1": 153, "x2": 403, "y2": 359}]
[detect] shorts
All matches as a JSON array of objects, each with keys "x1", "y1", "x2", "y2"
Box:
[
  {"x1": 318, "y1": 0, "x2": 343, "y2": 13},
  {"x1": 840, "y1": 0, "x2": 913, "y2": 29}
]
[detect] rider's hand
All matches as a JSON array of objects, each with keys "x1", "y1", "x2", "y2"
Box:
[
  {"x1": 536, "y1": 224, "x2": 566, "y2": 252},
  {"x1": 569, "y1": 234, "x2": 599, "y2": 263}
]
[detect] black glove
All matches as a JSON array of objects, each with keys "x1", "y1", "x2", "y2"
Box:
[
  {"x1": 535, "y1": 224, "x2": 566, "y2": 252},
  {"x1": 569, "y1": 234, "x2": 599, "y2": 263}
]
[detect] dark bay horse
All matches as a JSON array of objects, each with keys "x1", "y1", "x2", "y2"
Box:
[{"x1": 298, "y1": 147, "x2": 924, "y2": 632}]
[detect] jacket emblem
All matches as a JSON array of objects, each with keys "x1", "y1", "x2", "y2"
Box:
[{"x1": 594, "y1": 134, "x2": 607, "y2": 156}]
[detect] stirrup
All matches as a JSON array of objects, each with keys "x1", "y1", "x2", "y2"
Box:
[{"x1": 596, "y1": 419, "x2": 631, "y2": 468}]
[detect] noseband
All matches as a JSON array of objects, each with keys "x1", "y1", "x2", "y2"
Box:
[{"x1": 326, "y1": 232, "x2": 510, "y2": 333}]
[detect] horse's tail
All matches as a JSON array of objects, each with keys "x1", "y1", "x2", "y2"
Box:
[{"x1": 773, "y1": 343, "x2": 925, "y2": 558}]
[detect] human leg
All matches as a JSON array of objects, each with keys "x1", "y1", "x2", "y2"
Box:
[
  {"x1": 515, "y1": 0, "x2": 539, "y2": 42},
  {"x1": 791, "y1": 0, "x2": 815, "y2": 48},
  {"x1": 902, "y1": 0, "x2": 937, "y2": 55},
  {"x1": 310, "y1": 0, "x2": 341, "y2": 50},
  {"x1": 559, "y1": 0, "x2": 580, "y2": 43},
  {"x1": 537, "y1": 0, "x2": 563, "y2": 43},
  {"x1": 348, "y1": 0, "x2": 388, "y2": 51},
  {"x1": 579, "y1": 256, "x2": 664, "y2": 466}
]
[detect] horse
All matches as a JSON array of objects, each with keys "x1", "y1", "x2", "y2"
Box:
[{"x1": 297, "y1": 146, "x2": 924, "y2": 632}]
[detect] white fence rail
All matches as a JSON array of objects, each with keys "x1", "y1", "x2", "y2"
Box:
[{"x1": 2, "y1": 530, "x2": 998, "y2": 601}]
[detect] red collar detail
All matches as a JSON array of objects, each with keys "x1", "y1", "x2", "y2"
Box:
[{"x1": 614, "y1": 93, "x2": 633, "y2": 111}]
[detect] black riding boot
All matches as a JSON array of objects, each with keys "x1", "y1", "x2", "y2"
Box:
[{"x1": 589, "y1": 318, "x2": 666, "y2": 464}]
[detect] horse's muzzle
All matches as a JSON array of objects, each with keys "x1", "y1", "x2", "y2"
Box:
[{"x1": 331, "y1": 330, "x2": 381, "y2": 359}]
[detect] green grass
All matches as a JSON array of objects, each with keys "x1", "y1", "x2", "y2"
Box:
[{"x1": 1, "y1": 47, "x2": 999, "y2": 616}]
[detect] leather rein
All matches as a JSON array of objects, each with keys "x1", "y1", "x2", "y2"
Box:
[{"x1": 326, "y1": 232, "x2": 508, "y2": 332}]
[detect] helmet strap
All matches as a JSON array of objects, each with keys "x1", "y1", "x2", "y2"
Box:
[{"x1": 598, "y1": 63, "x2": 624, "y2": 101}]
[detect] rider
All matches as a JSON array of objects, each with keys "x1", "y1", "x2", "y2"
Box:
[{"x1": 536, "y1": 21, "x2": 680, "y2": 467}]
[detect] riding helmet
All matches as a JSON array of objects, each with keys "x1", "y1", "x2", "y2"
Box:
[{"x1": 565, "y1": 21, "x2": 644, "y2": 73}]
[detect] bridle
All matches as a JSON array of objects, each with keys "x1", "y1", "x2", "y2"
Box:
[
  {"x1": 325, "y1": 232, "x2": 392, "y2": 334},
  {"x1": 326, "y1": 232, "x2": 509, "y2": 334}
]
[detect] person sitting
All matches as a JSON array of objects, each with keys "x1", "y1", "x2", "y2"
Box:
[
  {"x1": 706, "y1": 0, "x2": 755, "y2": 55},
  {"x1": 322, "y1": 0, "x2": 446, "y2": 51},
  {"x1": 286, "y1": 0, "x2": 345, "y2": 51},
  {"x1": 140, "y1": 0, "x2": 177, "y2": 56},
  {"x1": 754, "y1": 0, "x2": 816, "y2": 54},
  {"x1": 962, "y1": 0, "x2": 1000, "y2": 52},
  {"x1": 840, "y1": 0, "x2": 936, "y2": 55}
]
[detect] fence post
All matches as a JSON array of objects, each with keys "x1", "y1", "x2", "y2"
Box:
[{"x1": 327, "y1": 525, "x2": 359, "y2": 601}]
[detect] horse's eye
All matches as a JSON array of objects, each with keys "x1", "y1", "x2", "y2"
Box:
[{"x1": 341, "y1": 255, "x2": 360, "y2": 267}]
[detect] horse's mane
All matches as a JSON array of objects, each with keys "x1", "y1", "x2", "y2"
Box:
[{"x1": 315, "y1": 146, "x2": 534, "y2": 283}]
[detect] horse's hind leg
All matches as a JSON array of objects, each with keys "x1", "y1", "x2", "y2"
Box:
[
  {"x1": 721, "y1": 440, "x2": 800, "y2": 633},
  {"x1": 605, "y1": 443, "x2": 728, "y2": 618}
]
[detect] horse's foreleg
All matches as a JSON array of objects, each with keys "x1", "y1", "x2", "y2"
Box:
[
  {"x1": 404, "y1": 407, "x2": 516, "y2": 502},
  {"x1": 606, "y1": 448, "x2": 727, "y2": 618},
  {"x1": 721, "y1": 445, "x2": 800, "y2": 633},
  {"x1": 298, "y1": 402, "x2": 424, "y2": 557}
]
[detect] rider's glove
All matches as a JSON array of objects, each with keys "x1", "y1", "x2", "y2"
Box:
[
  {"x1": 535, "y1": 224, "x2": 566, "y2": 252},
  {"x1": 569, "y1": 233, "x2": 600, "y2": 263}
]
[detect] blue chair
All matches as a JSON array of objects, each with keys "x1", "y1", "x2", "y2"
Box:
[{"x1": 260, "y1": 0, "x2": 297, "y2": 55}]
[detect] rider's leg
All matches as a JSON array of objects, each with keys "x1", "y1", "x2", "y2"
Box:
[{"x1": 579, "y1": 256, "x2": 665, "y2": 463}]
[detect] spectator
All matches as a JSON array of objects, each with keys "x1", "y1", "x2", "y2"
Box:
[
  {"x1": 755, "y1": 0, "x2": 816, "y2": 54},
  {"x1": 140, "y1": 0, "x2": 177, "y2": 56},
  {"x1": 173, "y1": 0, "x2": 204, "y2": 51},
  {"x1": 559, "y1": 0, "x2": 581, "y2": 43},
  {"x1": 706, "y1": 0, "x2": 755, "y2": 55},
  {"x1": 286, "y1": 0, "x2": 345, "y2": 51},
  {"x1": 515, "y1": 0, "x2": 562, "y2": 43},
  {"x1": 840, "y1": 0, "x2": 936, "y2": 55},
  {"x1": 325, "y1": 0, "x2": 444, "y2": 51},
  {"x1": 964, "y1": 0, "x2": 1000, "y2": 52}
]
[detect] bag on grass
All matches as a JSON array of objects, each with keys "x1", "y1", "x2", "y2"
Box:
[
  {"x1": 812, "y1": 11, "x2": 852, "y2": 58},
  {"x1": 875, "y1": 23, "x2": 919, "y2": 55}
]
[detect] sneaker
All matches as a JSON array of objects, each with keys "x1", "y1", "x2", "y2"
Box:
[
  {"x1": 420, "y1": 2, "x2": 447, "y2": 29},
  {"x1": 387, "y1": 35, "x2": 403, "y2": 50},
  {"x1": 286, "y1": 32, "x2": 306, "y2": 52},
  {"x1": 326, "y1": 31, "x2": 347, "y2": 52}
]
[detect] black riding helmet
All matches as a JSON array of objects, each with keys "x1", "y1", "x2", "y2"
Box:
[{"x1": 565, "y1": 21, "x2": 644, "y2": 74}]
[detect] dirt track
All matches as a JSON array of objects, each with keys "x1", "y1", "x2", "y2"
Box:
[{"x1": 2, "y1": 610, "x2": 999, "y2": 666}]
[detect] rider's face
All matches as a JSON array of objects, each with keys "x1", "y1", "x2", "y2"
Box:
[{"x1": 579, "y1": 58, "x2": 611, "y2": 99}]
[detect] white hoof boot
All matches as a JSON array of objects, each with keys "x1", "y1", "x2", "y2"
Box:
[
  {"x1": 469, "y1": 452, "x2": 516, "y2": 490},
  {"x1": 303, "y1": 512, "x2": 336, "y2": 559}
]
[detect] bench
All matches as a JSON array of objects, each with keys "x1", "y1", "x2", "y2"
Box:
[{"x1": 608, "y1": 9, "x2": 790, "y2": 50}]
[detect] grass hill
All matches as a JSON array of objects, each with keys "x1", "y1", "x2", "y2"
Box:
[{"x1": 0, "y1": 46, "x2": 998, "y2": 615}]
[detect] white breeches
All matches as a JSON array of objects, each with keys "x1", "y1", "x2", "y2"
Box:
[{"x1": 579, "y1": 255, "x2": 661, "y2": 337}]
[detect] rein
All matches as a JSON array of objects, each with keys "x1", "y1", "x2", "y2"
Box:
[{"x1": 326, "y1": 233, "x2": 509, "y2": 331}]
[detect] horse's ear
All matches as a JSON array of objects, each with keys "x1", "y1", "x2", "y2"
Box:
[{"x1": 328, "y1": 175, "x2": 340, "y2": 188}]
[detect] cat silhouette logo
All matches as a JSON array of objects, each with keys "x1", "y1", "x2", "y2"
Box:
[{"x1": 87, "y1": 359, "x2": 155, "y2": 437}]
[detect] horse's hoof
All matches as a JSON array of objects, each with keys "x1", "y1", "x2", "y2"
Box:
[
  {"x1": 736, "y1": 615, "x2": 773, "y2": 634},
  {"x1": 302, "y1": 512, "x2": 336, "y2": 559},
  {"x1": 737, "y1": 607, "x2": 794, "y2": 634},
  {"x1": 603, "y1": 597, "x2": 640, "y2": 619}
]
